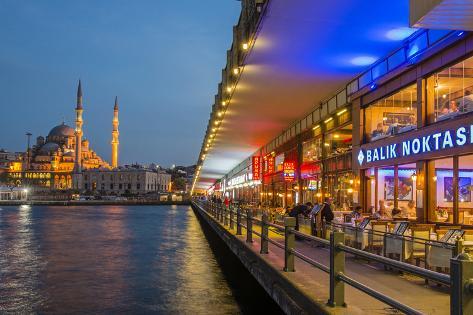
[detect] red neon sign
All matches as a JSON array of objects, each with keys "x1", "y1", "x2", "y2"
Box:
[
  {"x1": 267, "y1": 157, "x2": 275, "y2": 174},
  {"x1": 252, "y1": 156, "x2": 261, "y2": 180}
]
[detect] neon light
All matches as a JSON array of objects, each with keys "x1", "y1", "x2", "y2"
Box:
[{"x1": 359, "y1": 123, "x2": 473, "y2": 166}]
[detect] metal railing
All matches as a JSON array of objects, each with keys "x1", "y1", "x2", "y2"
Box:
[{"x1": 193, "y1": 199, "x2": 473, "y2": 314}]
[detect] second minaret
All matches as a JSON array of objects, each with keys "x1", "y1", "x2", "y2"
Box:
[{"x1": 111, "y1": 96, "x2": 119, "y2": 168}]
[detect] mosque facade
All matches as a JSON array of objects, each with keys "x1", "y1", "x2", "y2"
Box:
[{"x1": 6, "y1": 81, "x2": 119, "y2": 190}]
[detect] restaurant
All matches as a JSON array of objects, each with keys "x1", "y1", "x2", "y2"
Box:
[{"x1": 353, "y1": 34, "x2": 473, "y2": 227}]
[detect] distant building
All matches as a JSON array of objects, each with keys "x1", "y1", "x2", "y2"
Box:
[
  {"x1": 81, "y1": 167, "x2": 171, "y2": 195},
  {"x1": 5, "y1": 81, "x2": 119, "y2": 190}
]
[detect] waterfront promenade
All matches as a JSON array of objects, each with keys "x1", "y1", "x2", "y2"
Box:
[{"x1": 192, "y1": 201, "x2": 455, "y2": 314}]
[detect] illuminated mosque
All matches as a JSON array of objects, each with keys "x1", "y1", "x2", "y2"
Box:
[{"x1": 8, "y1": 81, "x2": 120, "y2": 190}]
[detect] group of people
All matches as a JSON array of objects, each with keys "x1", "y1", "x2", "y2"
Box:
[
  {"x1": 352, "y1": 200, "x2": 416, "y2": 222},
  {"x1": 210, "y1": 195, "x2": 232, "y2": 208},
  {"x1": 440, "y1": 90, "x2": 473, "y2": 116},
  {"x1": 286, "y1": 197, "x2": 335, "y2": 231},
  {"x1": 371, "y1": 115, "x2": 416, "y2": 140}
]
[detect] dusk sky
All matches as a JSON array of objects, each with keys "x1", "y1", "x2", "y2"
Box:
[{"x1": 0, "y1": 0, "x2": 240, "y2": 167}]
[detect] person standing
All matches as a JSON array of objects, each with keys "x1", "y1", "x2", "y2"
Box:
[{"x1": 320, "y1": 198, "x2": 335, "y2": 237}]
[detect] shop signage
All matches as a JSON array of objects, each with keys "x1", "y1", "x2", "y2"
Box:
[
  {"x1": 283, "y1": 162, "x2": 295, "y2": 182},
  {"x1": 252, "y1": 156, "x2": 261, "y2": 180},
  {"x1": 228, "y1": 174, "x2": 247, "y2": 187},
  {"x1": 267, "y1": 157, "x2": 275, "y2": 174},
  {"x1": 358, "y1": 123, "x2": 473, "y2": 166},
  {"x1": 308, "y1": 180, "x2": 318, "y2": 190}
]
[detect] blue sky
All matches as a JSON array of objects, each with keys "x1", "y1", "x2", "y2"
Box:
[{"x1": 0, "y1": 0, "x2": 240, "y2": 167}]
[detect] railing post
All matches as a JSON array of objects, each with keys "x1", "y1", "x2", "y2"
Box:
[
  {"x1": 236, "y1": 206, "x2": 242, "y2": 235},
  {"x1": 260, "y1": 212, "x2": 269, "y2": 254},
  {"x1": 284, "y1": 217, "x2": 296, "y2": 272},
  {"x1": 246, "y1": 208, "x2": 253, "y2": 243},
  {"x1": 451, "y1": 252, "x2": 473, "y2": 315},
  {"x1": 219, "y1": 205, "x2": 223, "y2": 223},
  {"x1": 224, "y1": 206, "x2": 228, "y2": 226},
  {"x1": 230, "y1": 205, "x2": 234, "y2": 230},
  {"x1": 328, "y1": 231, "x2": 346, "y2": 307}
]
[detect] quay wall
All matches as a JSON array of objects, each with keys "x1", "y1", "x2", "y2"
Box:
[
  {"x1": 0, "y1": 200, "x2": 190, "y2": 206},
  {"x1": 191, "y1": 201, "x2": 328, "y2": 315}
]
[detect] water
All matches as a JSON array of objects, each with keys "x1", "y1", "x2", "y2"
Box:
[{"x1": 0, "y1": 205, "x2": 282, "y2": 314}]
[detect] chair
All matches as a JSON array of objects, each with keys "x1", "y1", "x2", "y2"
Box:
[
  {"x1": 368, "y1": 221, "x2": 389, "y2": 255},
  {"x1": 408, "y1": 225, "x2": 434, "y2": 266}
]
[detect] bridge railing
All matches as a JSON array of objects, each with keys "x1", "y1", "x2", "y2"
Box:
[{"x1": 193, "y1": 199, "x2": 473, "y2": 314}]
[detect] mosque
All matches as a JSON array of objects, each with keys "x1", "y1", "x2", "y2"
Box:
[{"x1": 7, "y1": 81, "x2": 120, "y2": 190}]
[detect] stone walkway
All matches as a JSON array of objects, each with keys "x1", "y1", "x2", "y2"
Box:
[{"x1": 214, "y1": 211, "x2": 450, "y2": 314}]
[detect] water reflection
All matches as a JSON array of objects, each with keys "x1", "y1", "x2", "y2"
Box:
[{"x1": 0, "y1": 205, "x2": 267, "y2": 314}]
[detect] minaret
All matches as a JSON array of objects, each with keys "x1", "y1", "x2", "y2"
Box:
[
  {"x1": 74, "y1": 80, "x2": 84, "y2": 173},
  {"x1": 111, "y1": 96, "x2": 119, "y2": 168}
]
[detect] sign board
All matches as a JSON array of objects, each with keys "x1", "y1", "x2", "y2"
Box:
[
  {"x1": 283, "y1": 162, "x2": 295, "y2": 182},
  {"x1": 252, "y1": 156, "x2": 261, "y2": 180},
  {"x1": 357, "y1": 121, "x2": 473, "y2": 167}
]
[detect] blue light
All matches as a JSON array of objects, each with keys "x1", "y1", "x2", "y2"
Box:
[
  {"x1": 385, "y1": 27, "x2": 416, "y2": 41},
  {"x1": 370, "y1": 83, "x2": 377, "y2": 90},
  {"x1": 458, "y1": 31, "x2": 465, "y2": 37},
  {"x1": 350, "y1": 56, "x2": 377, "y2": 66}
]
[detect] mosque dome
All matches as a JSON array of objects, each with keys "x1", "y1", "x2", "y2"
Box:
[
  {"x1": 38, "y1": 142, "x2": 60, "y2": 154},
  {"x1": 48, "y1": 123, "x2": 75, "y2": 138}
]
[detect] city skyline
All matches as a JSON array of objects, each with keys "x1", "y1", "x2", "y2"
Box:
[{"x1": 0, "y1": 0, "x2": 240, "y2": 166}]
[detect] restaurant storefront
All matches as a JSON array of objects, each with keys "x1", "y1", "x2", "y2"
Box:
[{"x1": 355, "y1": 52, "x2": 473, "y2": 227}]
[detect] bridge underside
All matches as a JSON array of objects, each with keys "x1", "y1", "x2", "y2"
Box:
[{"x1": 197, "y1": 0, "x2": 420, "y2": 191}]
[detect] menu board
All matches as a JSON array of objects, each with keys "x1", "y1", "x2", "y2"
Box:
[
  {"x1": 358, "y1": 218, "x2": 371, "y2": 230},
  {"x1": 393, "y1": 222, "x2": 409, "y2": 235},
  {"x1": 443, "y1": 229, "x2": 465, "y2": 244}
]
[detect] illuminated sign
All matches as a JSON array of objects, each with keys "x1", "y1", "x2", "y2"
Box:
[
  {"x1": 267, "y1": 157, "x2": 275, "y2": 174},
  {"x1": 252, "y1": 156, "x2": 261, "y2": 180},
  {"x1": 283, "y1": 162, "x2": 295, "y2": 182},
  {"x1": 228, "y1": 174, "x2": 247, "y2": 186},
  {"x1": 358, "y1": 124, "x2": 473, "y2": 166},
  {"x1": 308, "y1": 180, "x2": 318, "y2": 190}
]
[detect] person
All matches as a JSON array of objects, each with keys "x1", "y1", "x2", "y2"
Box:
[
  {"x1": 320, "y1": 197, "x2": 335, "y2": 224},
  {"x1": 442, "y1": 100, "x2": 459, "y2": 115},
  {"x1": 371, "y1": 123, "x2": 385, "y2": 139},
  {"x1": 224, "y1": 196, "x2": 230, "y2": 208},
  {"x1": 463, "y1": 90, "x2": 473, "y2": 112},
  {"x1": 309, "y1": 202, "x2": 321, "y2": 236},
  {"x1": 391, "y1": 207, "x2": 403, "y2": 219},
  {"x1": 350, "y1": 205, "x2": 363, "y2": 223},
  {"x1": 372, "y1": 201, "x2": 391, "y2": 220},
  {"x1": 406, "y1": 200, "x2": 416, "y2": 217}
]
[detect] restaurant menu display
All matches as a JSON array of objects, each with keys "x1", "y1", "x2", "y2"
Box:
[
  {"x1": 358, "y1": 218, "x2": 371, "y2": 230},
  {"x1": 393, "y1": 222, "x2": 409, "y2": 235},
  {"x1": 440, "y1": 229, "x2": 466, "y2": 244}
]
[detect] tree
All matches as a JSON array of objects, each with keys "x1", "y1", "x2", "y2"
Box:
[{"x1": 172, "y1": 177, "x2": 187, "y2": 192}]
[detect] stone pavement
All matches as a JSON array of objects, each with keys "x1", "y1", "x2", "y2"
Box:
[{"x1": 229, "y1": 217, "x2": 449, "y2": 314}]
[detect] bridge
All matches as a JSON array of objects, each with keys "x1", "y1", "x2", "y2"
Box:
[{"x1": 192, "y1": 200, "x2": 473, "y2": 314}]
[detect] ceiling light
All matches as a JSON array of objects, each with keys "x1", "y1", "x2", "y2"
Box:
[
  {"x1": 218, "y1": 112, "x2": 222, "y2": 117},
  {"x1": 242, "y1": 43, "x2": 249, "y2": 50},
  {"x1": 336, "y1": 109, "x2": 347, "y2": 116},
  {"x1": 312, "y1": 125, "x2": 320, "y2": 130},
  {"x1": 212, "y1": 128, "x2": 216, "y2": 132},
  {"x1": 226, "y1": 86, "x2": 232, "y2": 93},
  {"x1": 233, "y1": 67, "x2": 239, "y2": 75},
  {"x1": 221, "y1": 101, "x2": 227, "y2": 106},
  {"x1": 324, "y1": 117, "x2": 333, "y2": 123}
]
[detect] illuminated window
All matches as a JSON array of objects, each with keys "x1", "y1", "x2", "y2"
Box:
[
  {"x1": 364, "y1": 84, "x2": 417, "y2": 142},
  {"x1": 427, "y1": 55, "x2": 473, "y2": 122}
]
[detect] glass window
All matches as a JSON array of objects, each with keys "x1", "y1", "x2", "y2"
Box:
[
  {"x1": 364, "y1": 83, "x2": 417, "y2": 142},
  {"x1": 328, "y1": 97, "x2": 337, "y2": 113},
  {"x1": 359, "y1": 71, "x2": 372, "y2": 88},
  {"x1": 326, "y1": 172, "x2": 354, "y2": 211},
  {"x1": 407, "y1": 33, "x2": 427, "y2": 58},
  {"x1": 337, "y1": 90, "x2": 347, "y2": 106},
  {"x1": 429, "y1": 158, "x2": 454, "y2": 223},
  {"x1": 427, "y1": 55, "x2": 473, "y2": 122},
  {"x1": 325, "y1": 124, "x2": 352, "y2": 158},
  {"x1": 428, "y1": 29, "x2": 450, "y2": 45},
  {"x1": 459, "y1": 155, "x2": 473, "y2": 226},
  {"x1": 302, "y1": 137, "x2": 322, "y2": 163},
  {"x1": 372, "y1": 60, "x2": 387, "y2": 80},
  {"x1": 388, "y1": 49, "x2": 406, "y2": 71}
]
